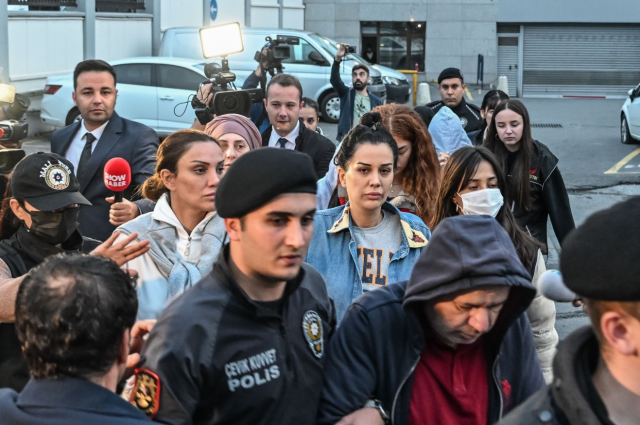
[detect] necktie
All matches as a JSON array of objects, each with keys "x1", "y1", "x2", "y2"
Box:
[
  {"x1": 277, "y1": 137, "x2": 288, "y2": 149},
  {"x1": 77, "y1": 132, "x2": 97, "y2": 181}
]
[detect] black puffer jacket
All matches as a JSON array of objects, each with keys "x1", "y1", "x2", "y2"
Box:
[
  {"x1": 499, "y1": 327, "x2": 608, "y2": 425},
  {"x1": 509, "y1": 140, "x2": 575, "y2": 253}
]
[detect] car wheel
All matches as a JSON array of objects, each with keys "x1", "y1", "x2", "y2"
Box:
[
  {"x1": 320, "y1": 93, "x2": 340, "y2": 124},
  {"x1": 65, "y1": 108, "x2": 81, "y2": 126},
  {"x1": 621, "y1": 115, "x2": 635, "y2": 144}
]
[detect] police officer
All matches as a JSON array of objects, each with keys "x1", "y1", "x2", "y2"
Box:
[
  {"x1": 0, "y1": 254, "x2": 153, "y2": 424},
  {"x1": 130, "y1": 148, "x2": 335, "y2": 424},
  {"x1": 416, "y1": 67, "x2": 482, "y2": 133},
  {"x1": 0, "y1": 152, "x2": 149, "y2": 392},
  {"x1": 500, "y1": 197, "x2": 640, "y2": 425}
]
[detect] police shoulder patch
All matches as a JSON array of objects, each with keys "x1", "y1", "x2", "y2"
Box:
[
  {"x1": 130, "y1": 368, "x2": 161, "y2": 418},
  {"x1": 302, "y1": 310, "x2": 324, "y2": 358}
]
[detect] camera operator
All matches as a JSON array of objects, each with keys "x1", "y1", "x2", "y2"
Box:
[
  {"x1": 332, "y1": 43, "x2": 383, "y2": 142},
  {"x1": 0, "y1": 152, "x2": 150, "y2": 392}
]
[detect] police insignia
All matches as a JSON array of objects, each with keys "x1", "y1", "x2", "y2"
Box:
[
  {"x1": 302, "y1": 310, "x2": 324, "y2": 358},
  {"x1": 460, "y1": 117, "x2": 468, "y2": 128},
  {"x1": 130, "y1": 368, "x2": 161, "y2": 418}
]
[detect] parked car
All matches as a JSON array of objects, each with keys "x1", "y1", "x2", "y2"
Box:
[
  {"x1": 621, "y1": 83, "x2": 640, "y2": 144},
  {"x1": 159, "y1": 27, "x2": 402, "y2": 123},
  {"x1": 40, "y1": 57, "x2": 241, "y2": 137}
]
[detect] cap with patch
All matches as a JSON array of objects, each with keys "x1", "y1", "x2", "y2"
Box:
[
  {"x1": 438, "y1": 67, "x2": 464, "y2": 84},
  {"x1": 215, "y1": 148, "x2": 317, "y2": 218},
  {"x1": 10, "y1": 152, "x2": 91, "y2": 211},
  {"x1": 560, "y1": 196, "x2": 640, "y2": 301}
]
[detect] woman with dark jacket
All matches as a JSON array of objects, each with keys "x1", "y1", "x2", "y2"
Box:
[{"x1": 484, "y1": 100, "x2": 575, "y2": 252}]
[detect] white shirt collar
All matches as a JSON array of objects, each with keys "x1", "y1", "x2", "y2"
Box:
[
  {"x1": 268, "y1": 121, "x2": 300, "y2": 149},
  {"x1": 81, "y1": 119, "x2": 109, "y2": 141}
]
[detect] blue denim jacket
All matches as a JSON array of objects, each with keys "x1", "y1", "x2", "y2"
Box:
[{"x1": 306, "y1": 202, "x2": 430, "y2": 323}]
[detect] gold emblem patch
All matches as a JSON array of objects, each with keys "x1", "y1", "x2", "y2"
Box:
[
  {"x1": 130, "y1": 368, "x2": 161, "y2": 418},
  {"x1": 302, "y1": 310, "x2": 324, "y2": 358},
  {"x1": 40, "y1": 160, "x2": 71, "y2": 190}
]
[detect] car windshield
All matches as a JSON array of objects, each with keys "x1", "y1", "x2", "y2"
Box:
[{"x1": 309, "y1": 34, "x2": 362, "y2": 63}]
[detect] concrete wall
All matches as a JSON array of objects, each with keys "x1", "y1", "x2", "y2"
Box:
[
  {"x1": 96, "y1": 15, "x2": 153, "y2": 61},
  {"x1": 498, "y1": 0, "x2": 640, "y2": 23},
  {"x1": 304, "y1": 0, "x2": 498, "y2": 83},
  {"x1": 7, "y1": 14, "x2": 84, "y2": 93},
  {"x1": 161, "y1": 0, "x2": 203, "y2": 31}
]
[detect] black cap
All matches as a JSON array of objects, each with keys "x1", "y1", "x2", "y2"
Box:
[
  {"x1": 215, "y1": 148, "x2": 317, "y2": 218},
  {"x1": 561, "y1": 197, "x2": 640, "y2": 301},
  {"x1": 11, "y1": 152, "x2": 91, "y2": 211},
  {"x1": 438, "y1": 67, "x2": 464, "y2": 84}
]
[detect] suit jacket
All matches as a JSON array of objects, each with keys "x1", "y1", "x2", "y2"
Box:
[
  {"x1": 51, "y1": 112, "x2": 159, "y2": 241},
  {"x1": 261, "y1": 119, "x2": 336, "y2": 179},
  {"x1": 0, "y1": 377, "x2": 151, "y2": 424}
]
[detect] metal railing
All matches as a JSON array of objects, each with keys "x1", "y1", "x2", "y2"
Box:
[
  {"x1": 8, "y1": 0, "x2": 77, "y2": 6},
  {"x1": 96, "y1": 0, "x2": 145, "y2": 12}
]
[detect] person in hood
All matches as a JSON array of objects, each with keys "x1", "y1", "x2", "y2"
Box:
[
  {"x1": 420, "y1": 67, "x2": 482, "y2": 134},
  {"x1": 115, "y1": 129, "x2": 227, "y2": 320},
  {"x1": 499, "y1": 196, "x2": 640, "y2": 425},
  {"x1": 129, "y1": 148, "x2": 334, "y2": 424},
  {"x1": 306, "y1": 112, "x2": 429, "y2": 323},
  {"x1": 428, "y1": 105, "x2": 473, "y2": 170},
  {"x1": 317, "y1": 215, "x2": 544, "y2": 425},
  {"x1": 433, "y1": 146, "x2": 558, "y2": 383},
  {"x1": 0, "y1": 152, "x2": 149, "y2": 391},
  {"x1": 484, "y1": 100, "x2": 575, "y2": 253}
]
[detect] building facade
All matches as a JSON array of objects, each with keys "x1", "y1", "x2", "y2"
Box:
[{"x1": 305, "y1": 0, "x2": 640, "y2": 97}]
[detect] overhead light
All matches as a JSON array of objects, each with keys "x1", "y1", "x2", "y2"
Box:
[
  {"x1": 417, "y1": 24, "x2": 422, "y2": 28},
  {"x1": 199, "y1": 22, "x2": 244, "y2": 58}
]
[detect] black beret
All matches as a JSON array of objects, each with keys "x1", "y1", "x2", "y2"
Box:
[
  {"x1": 560, "y1": 196, "x2": 640, "y2": 301},
  {"x1": 215, "y1": 148, "x2": 317, "y2": 218},
  {"x1": 438, "y1": 67, "x2": 464, "y2": 84}
]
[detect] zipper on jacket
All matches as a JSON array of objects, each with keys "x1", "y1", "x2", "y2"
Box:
[
  {"x1": 185, "y1": 236, "x2": 191, "y2": 257},
  {"x1": 493, "y1": 354, "x2": 504, "y2": 422},
  {"x1": 390, "y1": 356, "x2": 420, "y2": 424}
]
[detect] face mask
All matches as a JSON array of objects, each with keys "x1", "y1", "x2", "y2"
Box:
[
  {"x1": 24, "y1": 207, "x2": 80, "y2": 245},
  {"x1": 457, "y1": 189, "x2": 504, "y2": 218}
]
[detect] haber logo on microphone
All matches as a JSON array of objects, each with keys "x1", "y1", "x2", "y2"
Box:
[{"x1": 103, "y1": 158, "x2": 132, "y2": 192}]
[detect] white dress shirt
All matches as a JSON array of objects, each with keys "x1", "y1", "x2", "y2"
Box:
[
  {"x1": 267, "y1": 121, "x2": 300, "y2": 150},
  {"x1": 65, "y1": 120, "x2": 109, "y2": 171}
]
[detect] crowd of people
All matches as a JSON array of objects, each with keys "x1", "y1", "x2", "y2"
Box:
[{"x1": 0, "y1": 50, "x2": 636, "y2": 425}]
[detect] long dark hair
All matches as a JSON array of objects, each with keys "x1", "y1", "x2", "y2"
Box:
[
  {"x1": 484, "y1": 100, "x2": 534, "y2": 209},
  {"x1": 479, "y1": 90, "x2": 510, "y2": 133},
  {"x1": 334, "y1": 112, "x2": 398, "y2": 170},
  {"x1": 373, "y1": 103, "x2": 440, "y2": 227},
  {"x1": 142, "y1": 129, "x2": 220, "y2": 202},
  {"x1": 0, "y1": 179, "x2": 22, "y2": 240},
  {"x1": 433, "y1": 146, "x2": 541, "y2": 272}
]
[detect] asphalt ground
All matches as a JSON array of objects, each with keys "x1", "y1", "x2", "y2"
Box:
[{"x1": 23, "y1": 88, "x2": 640, "y2": 339}]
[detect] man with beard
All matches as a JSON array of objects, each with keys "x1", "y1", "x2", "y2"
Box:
[
  {"x1": 332, "y1": 44, "x2": 383, "y2": 142},
  {"x1": 417, "y1": 67, "x2": 482, "y2": 134}
]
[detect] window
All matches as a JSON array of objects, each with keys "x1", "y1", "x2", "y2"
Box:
[
  {"x1": 360, "y1": 21, "x2": 426, "y2": 71},
  {"x1": 113, "y1": 64, "x2": 153, "y2": 86},
  {"x1": 156, "y1": 65, "x2": 205, "y2": 91},
  {"x1": 280, "y1": 38, "x2": 324, "y2": 65}
]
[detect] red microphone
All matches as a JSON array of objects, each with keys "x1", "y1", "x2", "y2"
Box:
[{"x1": 103, "y1": 157, "x2": 132, "y2": 202}]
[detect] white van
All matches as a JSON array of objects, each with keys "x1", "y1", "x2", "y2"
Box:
[{"x1": 160, "y1": 27, "x2": 408, "y2": 123}]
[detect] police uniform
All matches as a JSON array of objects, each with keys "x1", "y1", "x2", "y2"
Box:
[
  {"x1": 129, "y1": 148, "x2": 336, "y2": 425},
  {"x1": 0, "y1": 378, "x2": 151, "y2": 424},
  {"x1": 425, "y1": 98, "x2": 482, "y2": 133},
  {"x1": 427, "y1": 67, "x2": 483, "y2": 133},
  {"x1": 130, "y1": 248, "x2": 335, "y2": 425}
]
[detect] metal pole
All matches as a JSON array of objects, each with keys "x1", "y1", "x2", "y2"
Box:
[
  {"x1": 79, "y1": 0, "x2": 96, "y2": 59},
  {"x1": 278, "y1": 0, "x2": 283, "y2": 29},
  {"x1": 0, "y1": 0, "x2": 9, "y2": 83}
]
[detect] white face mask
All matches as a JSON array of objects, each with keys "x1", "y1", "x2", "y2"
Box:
[{"x1": 457, "y1": 189, "x2": 504, "y2": 217}]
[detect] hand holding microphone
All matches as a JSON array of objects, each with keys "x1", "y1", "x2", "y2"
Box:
[
  {"x1": 539, "y1": 269, "x2": 583, "y2": 307},
  {"x1": 104, "y1": 158, "x2": 138, "y2": 226}
]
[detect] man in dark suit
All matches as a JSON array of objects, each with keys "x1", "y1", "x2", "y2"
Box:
[
  {"x1": 0, "y1": 254, "x2": 152, "y2": 424},
  {"x1": 261, "y1": 73, "x2": 335, "y2": 179},
  {"x1": 50, "y1": 60, "x2": 159, "y2": 241}
]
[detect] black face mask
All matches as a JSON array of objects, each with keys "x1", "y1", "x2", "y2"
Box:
[{"x1": 24, "y1": 207, "x2": 80, "y2": 245}]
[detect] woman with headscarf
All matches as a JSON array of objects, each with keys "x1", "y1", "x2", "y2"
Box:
[{"x1": 109, "y1": 115, "x2": 262, "y2": 226}]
